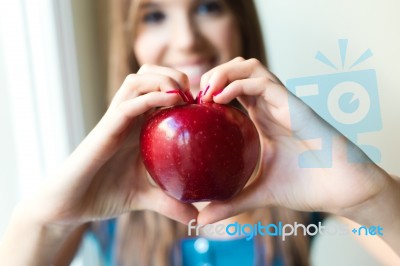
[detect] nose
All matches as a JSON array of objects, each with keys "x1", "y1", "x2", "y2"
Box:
[{"x1": 170, "y1": 14, "x2": 199, "y2": 52}]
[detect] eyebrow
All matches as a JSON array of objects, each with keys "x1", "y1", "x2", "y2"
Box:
[
  {"x1": 139, "y1": 1, "x2": 161, "y2": 10},
  {"x1": 139, "y1": 0, "x2": 204, "y2": 9}
]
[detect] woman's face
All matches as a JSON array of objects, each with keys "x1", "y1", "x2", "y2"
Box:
[{"x1": 134, "y1": 0, "x2": 242, "y2": 95}]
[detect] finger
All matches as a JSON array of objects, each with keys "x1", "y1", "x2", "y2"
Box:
[
  {"x1": 215, "y1": 78, "x2": 335, "y2": 139},
  {"x1": 106, "y1": 91, "x2": 180, "y2": 141},
  {"x1": 77, "y1": 92, "x2": 180, "y2": 167},
  {"x1": 200, "y1": 58, "x2": 277, "y2": 102},
  {"x1": 109, "y1": 72, "x2": 189, "y2": 110},
  {"x1": 141, "y1": 188, "x2": 199, "y2": 225},
  {"x1": 200, "y1": 57, "x2": 245, "y2": 90},
  {"x1": 137, "y1": 64, "x2": 190, "y2": 91},
  {"x1": 200, "y1": 57, "x2": 247, "y2": 101},
  {"x1": 213, "y1": 77, "x2": 289, "y2": 109},
  {"x1": 138, "y1": 65, "x2": 194, "y2": 103}
]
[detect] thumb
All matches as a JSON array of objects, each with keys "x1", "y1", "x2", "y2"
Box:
[
  {"x1": 197, "y1": 172, "x2": 273, "y2": 225},
  {"x1": 141, "y1": 188, "x2": 199, "y2": 225}
]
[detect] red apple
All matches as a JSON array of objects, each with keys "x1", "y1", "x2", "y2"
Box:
[{"x1": 139, "y1": 90, "x2": 260, "y2": 202}]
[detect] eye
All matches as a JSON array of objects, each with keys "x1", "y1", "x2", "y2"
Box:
[
  {"x1": 196, "y1": 0, "x2": 223, "y2": 15},
  {"x1": 142, "y1": 10, "x2": 165, "y2": 24}
]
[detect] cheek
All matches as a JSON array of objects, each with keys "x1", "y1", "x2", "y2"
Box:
[
  {"x1": 134, "y1": 31, "x2": 168, "y2": 65},
  {"x1": 202, "y1": 17, "x2": 242, "y2": 61}
]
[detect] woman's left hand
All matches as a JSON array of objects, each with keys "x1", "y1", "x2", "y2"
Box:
[{"x1": 197, "y1": 57, "x2": 392, "y2": 225}]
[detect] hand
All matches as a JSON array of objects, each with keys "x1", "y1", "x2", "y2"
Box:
[
  {"x1": 23, "y1": 65, "x2": 198, "y2": 226},
  {"x1": 197, "y1": 57, "x2": 390, "y2": 224}
]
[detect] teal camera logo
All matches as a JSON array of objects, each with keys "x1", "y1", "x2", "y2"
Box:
[{"x1": 286, "y1": 39, "x2": 382, "y2": 168}]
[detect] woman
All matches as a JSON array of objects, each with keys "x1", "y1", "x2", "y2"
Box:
[
  {"x1": 105, "y1": 0, "x2": 309, "y2": 264},
  {"x1": 0, "y1": 0, "x2": 399, "y2": 265}
]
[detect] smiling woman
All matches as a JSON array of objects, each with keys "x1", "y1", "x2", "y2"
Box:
[
  {"x1": 133, "y1": 0, "x2": 242, "y2": 93},
  {"x1": 1, "y1": 0, "x2": 400, "y2": 265},
  {"x1": 104, "y1": 0, "x2": 310, "y2": 265},
  {"x1": 108, "y1": 0, "x2": 266, "y2": 101}
]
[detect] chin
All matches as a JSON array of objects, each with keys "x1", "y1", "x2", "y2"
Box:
[{"x1": 189, "y1": 84, "x2": 201, "y2": 96}]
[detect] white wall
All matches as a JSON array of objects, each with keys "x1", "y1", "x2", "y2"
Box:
[
  {"x1": 254, "y1": 0, "x2": 400, "y2": 265},
  {"x1": 255, "y1": 0, "x2": 400, "y2": 174},
  {"x1": 0, "y1": 0, "x2": 86, "y2": 238},
  {"x1": 0, "y1": 43, "x2": 18, "y2": 237},
  {"x1": 70, "y1": 0, "x2": 107, "y2": 133}
]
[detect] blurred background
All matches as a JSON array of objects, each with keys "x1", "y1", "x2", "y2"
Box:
[{"x1": 1, "y1": 0, "x2": 399, "y2": 265}]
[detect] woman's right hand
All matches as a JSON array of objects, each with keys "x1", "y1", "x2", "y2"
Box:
[{"x1": 20, "y1": 65, "x2": 198, "y2": 227}]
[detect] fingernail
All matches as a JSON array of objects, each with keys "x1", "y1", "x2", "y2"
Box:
[
  {"x1": 196, "y1": 90, "x2": 203, "y2": 104},
  {"x1": 166, "y1": 89, "x2": 179, "y2": 94},
  {"x1": 204, "y1": 85, "x2": 210, "y2": 95},
  {"x1": 184, "y1": 90, "x2": 195, "y2": 103},
  {"x1": 167, "y1": 89, "x2": 191, "y2": 103},
  {"x1": 212, "y1": 89, "x2": 223, "y2": 97}
]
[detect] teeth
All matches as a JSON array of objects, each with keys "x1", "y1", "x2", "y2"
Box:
[{"x1": 175, "y1": 64, "x2": 209, "y2": 85}]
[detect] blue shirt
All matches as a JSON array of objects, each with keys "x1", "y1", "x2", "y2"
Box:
[{"x1": 84, "y1": 218, "x2": 286, "y2": 266}]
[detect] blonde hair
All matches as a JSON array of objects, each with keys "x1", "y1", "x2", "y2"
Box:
[{"x1": 104, "y1": 0, "x2": 310, "y2": 265}]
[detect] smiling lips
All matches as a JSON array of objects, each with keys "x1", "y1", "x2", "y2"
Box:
[{"x1": 174, "y1": 63, "x2": 212, "y2": 86}]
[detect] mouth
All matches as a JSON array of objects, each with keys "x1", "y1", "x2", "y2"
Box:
[{"x1": 172, "y1": 58, "x2": 217, "y2": 87}]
